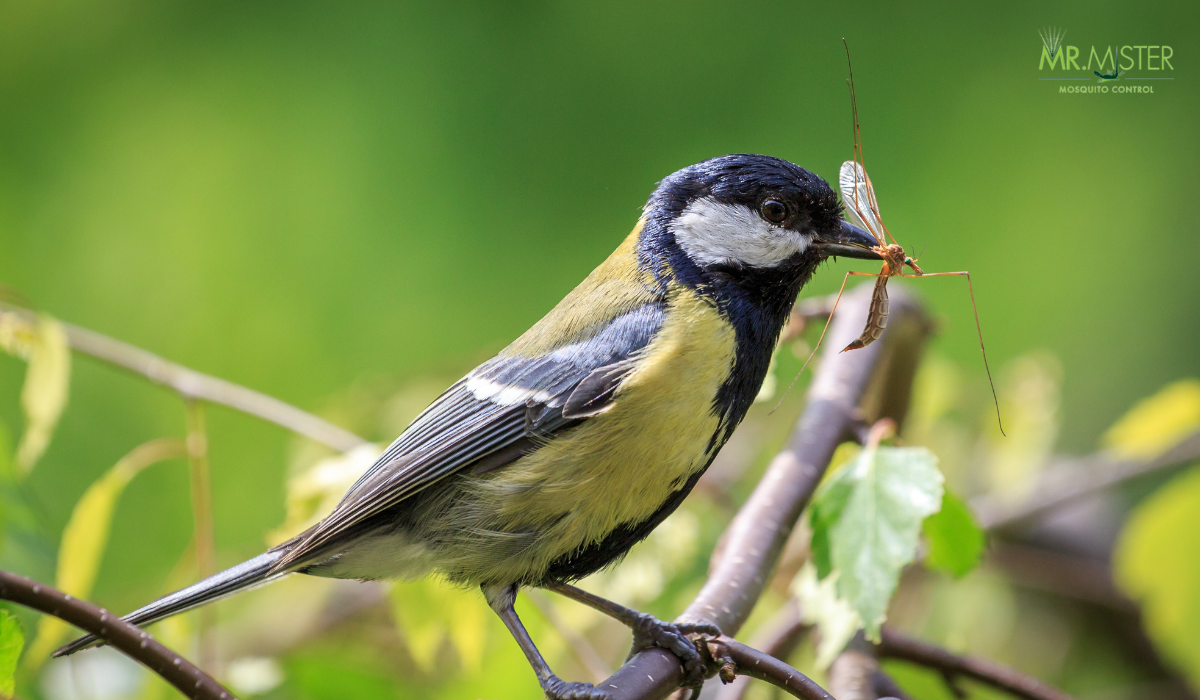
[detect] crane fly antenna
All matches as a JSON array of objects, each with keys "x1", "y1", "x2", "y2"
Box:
[
  {"x1": 843, "y1": 38, "x2": 899, "y2": 248},
  {"x1": 775, "y1": 43, "x2": 1005, "y2": 436}
]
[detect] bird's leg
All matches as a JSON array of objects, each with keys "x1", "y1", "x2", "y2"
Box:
[
  {"x1": 546, "y1": 581, "x2": 719, "y2": 689},
  {"x1": 483, "y1": 584, "x2": 612, "y2": 700}
]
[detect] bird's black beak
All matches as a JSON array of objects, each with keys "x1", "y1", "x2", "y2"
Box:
[{"x1": 812, "y1": 221, "x2": 883, "y2": 260}]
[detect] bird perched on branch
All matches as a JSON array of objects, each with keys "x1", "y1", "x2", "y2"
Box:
[{"x1": 58, "y1": 154, "x2": 883, "y2": 699}]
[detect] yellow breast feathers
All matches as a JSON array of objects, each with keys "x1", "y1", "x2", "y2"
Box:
[{"x1": 480, "y1": 283, "x2": 737, "y2": 579}]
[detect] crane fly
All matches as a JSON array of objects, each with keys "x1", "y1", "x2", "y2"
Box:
[{"x1": 783, "y1": 40, "x2": 1005, "y2": 435}]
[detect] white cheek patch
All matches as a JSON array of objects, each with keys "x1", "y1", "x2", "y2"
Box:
[{"x1": 671, "y1": 198, "x2": 811, "y2": 268}]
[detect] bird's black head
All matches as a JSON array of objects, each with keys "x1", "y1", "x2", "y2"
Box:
[
  {"x1": 639, "y1": 154, "x2": 881, "y2": 290},
  {"x1": 636, "y1": 155, "x2": 884, "y2": 442}
]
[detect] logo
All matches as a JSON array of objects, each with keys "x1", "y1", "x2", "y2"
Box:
[{"x1": 1037, "y1": 27, "x2": 1174, "y2": 94}]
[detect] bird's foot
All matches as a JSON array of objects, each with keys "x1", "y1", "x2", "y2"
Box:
[
  {"x1": 627, "y1": 613, "x2": 721, "y2": 688},
  {"x1": 542, "y1": 676, "x2": 612, "y2": 700}
]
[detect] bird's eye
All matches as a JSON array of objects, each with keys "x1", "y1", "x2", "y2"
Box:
[{"x1": 761, "y1": 200, "x2": 788, "y2": 223}]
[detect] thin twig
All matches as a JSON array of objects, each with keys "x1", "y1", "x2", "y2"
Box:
[
  {"x1": 876, "y1": 627, "x2": 1075, "y2": 700},
  {"x1": 871, "y1": 670, "x2": 916, "y2": 700},
  {"x1": 0, "y1": 304, "x2": 367, "y2": 452},
  {"x1": 987, "y1": 542, "x2": 1136, "y2": 613},
  {"x1": 601, "y1": 285, "x2": 931, "y2": 700},
  {"x1": 706, "y1": 636, "x2": 834, "y2": 700},
  {"x1": 21, "y1": 438, "x2": 189, "y2": 673},
  {"x1": 828, "y1": 646, "x2": 878, "y2": 700},
  {"x1": 183, "y1": 399, "x2": 217, "y2": 671},
  {"x1": 0, "y1": 570, "x2": 236, "y2": 700},
  {"x1": 973, "y1": 429, "x2": 1200, "y2": 531},
  {"x1": 715, "y1": 602, "x2": 809, "y2": 700}
]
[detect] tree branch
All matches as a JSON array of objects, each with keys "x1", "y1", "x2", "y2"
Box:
[
  {"x1": 876, "y1": 627, "x2": 1074, "y2": 700},
  {"x1": 827, "y1": 646, "x2": 879, "y2": 700},
  {"x1": 0, "y1": 570, "x2": 236, "y2": 700},
  {"x1": 972, "y1": 429, "x2": 1200, "y2": 531},
  {"x1": 705, "y1": 636, "x2": 833, "y2": 700},
  {"x1": 601, "y1": 284, "x2": 932, "y2": 700},
  {"x1": 0, "y1": 304, "x2": 367, "y2": 452},
  {"x1": 715, "y1": 601, "x2": 809, "y2": 700}
]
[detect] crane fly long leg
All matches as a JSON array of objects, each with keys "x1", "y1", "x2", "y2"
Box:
[
  {"x1": 913, "y1": 270, "x2": 1005, "y2": 436},
  {"x1": 771, "y1": 270, "x2": 881, "y2": 412}
]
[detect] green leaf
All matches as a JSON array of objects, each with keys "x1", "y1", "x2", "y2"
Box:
[
  {"x1": 922, "y1": 489, "x2": 986, "y2": 578},
  {"x1": 16, "y1": 314, "x2": 71, "y2": 474},
  {"x1": 0, "y1": 609, "x2": 24, "y2": 697},
  {"x1": 809, "y1": 445, "x2": 943, "y2": 640},
  {"x1": 1104, "y1": 379, "x2": 1200, "y2": 460},
  {"x1": 23, "y1": 439, "x2": 185, "y2": 670},
  {"x1": 809, "y1": 442, "x2": 862, "y2": 580},
  {"x1": 1114, "y1": 466, "x2": 1200, "y2": 687}
]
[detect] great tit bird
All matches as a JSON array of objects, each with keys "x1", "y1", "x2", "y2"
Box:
[{"x1": 58, "y1": 154, "x2": 882, "y2": 699}]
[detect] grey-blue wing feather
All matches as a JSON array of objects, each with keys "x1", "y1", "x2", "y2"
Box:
[
  {"x1": 55, "y1": 550, "x2": 286, "y2": 656},
  {"x1": 273, "y1": 302, "x2": 665, "y2": 570}
]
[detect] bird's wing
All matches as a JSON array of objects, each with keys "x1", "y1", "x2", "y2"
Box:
[
  {"x1": 272, "y1": 301, "x2": 665, "y2": 571},
  {"x1": 839, "y1": 160, "x2": 885, "y2": 244}
]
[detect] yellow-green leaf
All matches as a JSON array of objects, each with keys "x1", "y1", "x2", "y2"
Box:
[
  {"x1": 0, "y1": 609, "x2": 24, "y2": 697},
  {"x1": 923, "y1": 489, "x2": 986, "y2": 578},
  {"x1": 268, "y1": 443, "x2": 382, "y2": 545},
  {"x1": 388, "y1": 577, "x2": 489, "y2": 675},
  {"x1": 983, "y1": 354, "x2": 1061, "y2": 500},
  {"x1": 1114, "y1": 466, "x2": 1200, "y2": 688},
  {"x1": 23, "y1": 439, "x2": 185, "y2": 669},
  {"x1": 1104, "y1": 379, "x2": 1200, "y2": 460},
  {"x1": 16, "y1": 314, "x2": 71, "y2": 474}
]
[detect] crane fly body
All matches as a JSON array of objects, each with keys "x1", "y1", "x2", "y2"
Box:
[
  {"x1": 837, "y1": 159, "x2": 922, "y2": 352},
  {"x1": 782, "y1": 40, "x2": 1005, "y2": 434}
]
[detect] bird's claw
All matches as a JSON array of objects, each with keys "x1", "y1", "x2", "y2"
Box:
[
  {"x1": 542, "y1": 676, "x2": 612, "y2": 700},
  {"x1": 627, "y1": 613, "x2": 721, "y2": 688}
]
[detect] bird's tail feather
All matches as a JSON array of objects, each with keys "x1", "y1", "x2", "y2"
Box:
[{"x1": 54, "y1": 549, "x2": 288, "y2": 657}]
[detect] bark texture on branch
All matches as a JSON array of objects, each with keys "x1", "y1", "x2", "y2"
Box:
[
  {"x1": 0, "y1": 303, "x2": 367, "y2": 452},
  {"x1": 0, "y1": 570, "x2": 236, "y2": 700},
  {"x1": 877, "y1": 627, "x2": 1075, "y2": 700},
  {"x1": 715, "y1": 602, "x2": 809, "y2": 700},
  {"x1": 706, "y1": 636, "x2": 834, "y2": 700},
  {"x1": 601, "y1": 283, "x2": 931, "y2": 700}
]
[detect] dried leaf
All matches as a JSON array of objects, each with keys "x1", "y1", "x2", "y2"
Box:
[
  {"x1": 16, "y1": 314, "x2": 71, "y2": 473},
  {"x1": 809, "y1": 445, "x2": 943, "y2": 640},
  {"x1": 1114, "y1": 467, "x2": 1200, "y2": 687},
  {"x1": 1104, "y1": 379, "x2": 1200, "y2": 460},
  {"x1": 23, "y1": 439, "x2": 185, "y2": 669}
]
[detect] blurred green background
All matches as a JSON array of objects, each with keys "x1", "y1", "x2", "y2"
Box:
[{"x1": 0, "y1": 0, "x2": 1197, "y2": 698}]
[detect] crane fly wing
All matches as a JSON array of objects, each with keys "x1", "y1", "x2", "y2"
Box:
[{"x1": 839, "y1": 160, "x2": 885, "y2": 245}]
